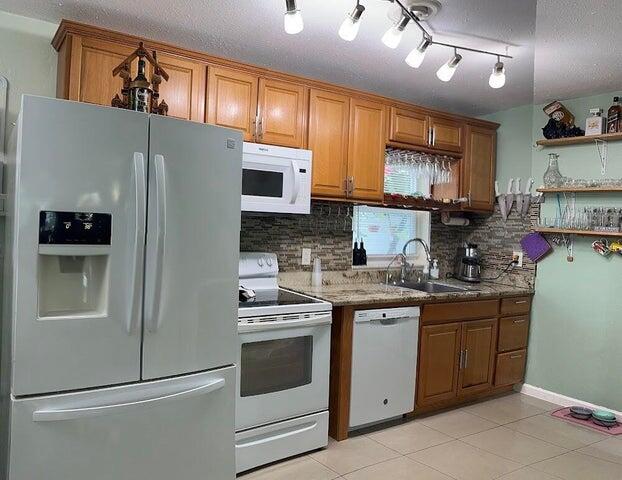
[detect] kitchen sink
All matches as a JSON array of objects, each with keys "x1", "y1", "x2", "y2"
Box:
[{"x1": 396, "y1": 281, "x2": 470, "y2": 294}]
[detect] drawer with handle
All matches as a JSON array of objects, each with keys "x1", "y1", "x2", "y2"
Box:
[
  {"x1": 494, "y1": 349, "x2": 527, "y2": 387},
  {"x1": 500, "y1": 296, "x2": 532, "y2": 315},
  {"x1": 498, "y1": 316, "x2": 530, "y2": 353}
]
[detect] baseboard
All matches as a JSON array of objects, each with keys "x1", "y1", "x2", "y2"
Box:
[{"x1": 516, "y1": 383, "x2": 622, "y2": 417}]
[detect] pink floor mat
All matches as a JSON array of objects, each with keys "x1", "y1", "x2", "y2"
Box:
[{"x1": 551, "y1": 407, "x2": 622, "y2": 435}]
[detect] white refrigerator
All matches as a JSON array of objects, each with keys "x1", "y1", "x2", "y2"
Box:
[{"x1": 0, "y1": 96, "x2": 242, "y2": 480}]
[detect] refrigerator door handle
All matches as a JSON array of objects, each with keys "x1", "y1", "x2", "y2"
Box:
[
  {"x1": 32, "y1": 378, "x2": 225, "y2": 422},
  {"x1": 128, "y1": 152, "x2": 147, "y2": 334},
  {"x1": 147, "y1": 154, "x2": 167, "y2": 333}
]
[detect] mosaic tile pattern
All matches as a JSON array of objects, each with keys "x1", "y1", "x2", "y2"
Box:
[
  {"x1": 241, "y1": 200, "x2": 538, "y2": 286},
  {"x1": 240, "y1": 201, "x2": 353, "y2": 272}
]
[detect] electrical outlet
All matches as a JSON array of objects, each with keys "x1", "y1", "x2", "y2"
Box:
[
  {"x1": 301, "y1": 248, "x2": 312, "y2": 266},
  {"x1": 512, "y1": 251, "x2": 524, "y2": 267}
]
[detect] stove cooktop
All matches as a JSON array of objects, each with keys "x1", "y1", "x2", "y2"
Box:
[{"x1": 238, "y1": 288, "x2": 323, "y2": 309}]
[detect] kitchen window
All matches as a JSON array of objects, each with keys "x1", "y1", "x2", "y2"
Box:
[{"x1": 352, "y1": 206, "x2": 431, "y2": 268}]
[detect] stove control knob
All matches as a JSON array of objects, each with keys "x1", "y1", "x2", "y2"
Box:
[
  {"x1": 257, "y1": 257, "x2": 264, "y2": 267},
  {"x1": 266, "y1": 257, "x2": 273, "y2": 267}
]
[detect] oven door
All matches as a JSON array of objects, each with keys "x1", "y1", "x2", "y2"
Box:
[
  {"x1": 241, "y1": 144, "x2": 311, "y2": 214},
  {"x1": 236, "y1": 312, "x2": 331, "y2": 431}
]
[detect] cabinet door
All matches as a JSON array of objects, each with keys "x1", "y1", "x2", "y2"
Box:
[
  {"x1": 430, "y1": 116, "x2": 463, "y2": 153},
  {"x1": 257, "y1": 78, "x2": 307, "y2": 148},
  {"x1": 462, "y1": 126, "x2": 496, "y2": 211},
  {"x1": 308, "y1": 89, "x2": 350, "y2": 198},
  {"x1": 152, "y1": 53, "x2": 206, "y2": 122},
  {"x1": 417, "y1": 323, "x2": 461, "y2": 407},
  {"x1": 388, "y1": 107, "x2": 429, "y2": 147},
  {"x1": 68, "y1": 37, "x2": 137, "y2": 106},
  {"x1": 206, "y1": 66, "x2": 258, "y2": 141},
  {"x1": 495, "y1": 350, "x2": 527, "y2": 387},
  {"x1": 458, "y1": 319, "x2": 497, "y2": 397},
  {"x1": 347, "y1": 98, "x2": 387, "y2": 201}
]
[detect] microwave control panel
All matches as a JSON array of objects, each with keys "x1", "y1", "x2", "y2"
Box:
[{"x1": 39, "y1": 211, "x2": 112, "y2": 245}]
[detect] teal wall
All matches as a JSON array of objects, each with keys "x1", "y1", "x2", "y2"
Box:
[
  {"x1": 480, "y1": 104, "x2": 534, "y2": 187},
  {"x1": 488, "y1": 92, "x2": 622, "y2": 411},
  {"x1": 529, "y1": 92, "x2": 622, "y2": 411}
]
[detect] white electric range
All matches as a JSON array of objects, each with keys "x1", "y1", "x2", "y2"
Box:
[{"x1": 235, "y1": 253, "x2": 332, "y2": 474}]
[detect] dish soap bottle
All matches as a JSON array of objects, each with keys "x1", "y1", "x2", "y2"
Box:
[
  {"x1": 607, "y1": 96, "x2": 621, "y2": 133},
  {"x1": 359, "y1": 240, "x2": 367, "y2": 266},
  {"x1": 543, "y1": 153, "x2": 564, "y2": 187},
  {"x1": 430, "y1": 259, "x2": 440, "y2": 280}
]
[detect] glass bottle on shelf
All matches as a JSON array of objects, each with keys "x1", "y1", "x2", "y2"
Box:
[{"x1": 543, "y1": 153, "x2": 564, "y2": 187}]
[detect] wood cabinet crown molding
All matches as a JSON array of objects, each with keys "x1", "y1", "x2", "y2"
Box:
[{"x1": 52, "y1": 19, "x2": 499, "y2": 131}]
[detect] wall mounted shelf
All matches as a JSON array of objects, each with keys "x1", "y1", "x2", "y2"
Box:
[
  {"x1": 535, "y1": 227, "x2": 622, "y2": 238},
  {"x1": 536, "y1": 187, "x2": 622, "y2": 193},
  {"x1": 536, "y1": 132, "x2": 622, "y2": 147}
]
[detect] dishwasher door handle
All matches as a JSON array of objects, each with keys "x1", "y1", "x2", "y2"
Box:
[{"x1": 356, "y1": 316, "x2": 418, "y2": 324}]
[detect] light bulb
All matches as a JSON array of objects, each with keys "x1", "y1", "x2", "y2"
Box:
[
  {"x1": 339, "y1": 4, "x2": 365, "y2": 41},
  {"x1": 488, "y1": 61, "x2": 506, "y2": 89},
  {"x1": 436, "y1": 53, "x2": 462, "y2": 82},
  {"x1": 405, "y1": 38, "x2": 432, "y2": 68},
  {"x1": 382, "y1": 26, "x2": 404, "y2": 49},
  {"x1": 381, "y1": 13, "x2": 410, "y2": 49},
  {"x1": 284, "y1": 10, "x2": 304, "y2": 34}
]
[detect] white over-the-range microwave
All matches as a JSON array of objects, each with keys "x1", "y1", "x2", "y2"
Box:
[{"x1": 242, "y1": 142, "x2": 312, "y2": 214}]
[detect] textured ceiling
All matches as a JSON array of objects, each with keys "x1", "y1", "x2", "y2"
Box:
[
  {"x1": 0, "y1": 0, "x2": 537, "y2": 116},
  {"x1": 534, "y1": 0, "x2": 622, "y2": 105}
]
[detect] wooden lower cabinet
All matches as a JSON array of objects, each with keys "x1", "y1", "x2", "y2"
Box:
[
  {"x1": 495, "y1": 349, "x2": 527, "y2": 386},
  {"x1": 417, "y1": 323, "x2": 462, "y2": 406},
  {"x1": 458, "y1": 319, "x2": 497, "y2": 396}
]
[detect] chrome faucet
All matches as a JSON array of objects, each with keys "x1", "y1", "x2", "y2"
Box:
[
  {"x1": 400, "y1": 238, "x2": 433, "y2": 282},
  {"x1": 384, "y1": 238, "x2": 433, "y2": 285}
]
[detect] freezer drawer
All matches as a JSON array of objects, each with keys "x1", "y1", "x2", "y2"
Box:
[
  {"x1": 235, "y1": 411, "x2": 329, "y2": 474},
  {"x1": 7, "y1": 367, "x2": 235, "y2": 480},
  {"x1": 349, "y1": 307, "x2": 419, "y2": 429}
]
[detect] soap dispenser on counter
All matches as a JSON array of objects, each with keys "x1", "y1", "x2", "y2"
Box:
[{"x1": 430, "y1": 259, "x2": 440, "y2": 280}]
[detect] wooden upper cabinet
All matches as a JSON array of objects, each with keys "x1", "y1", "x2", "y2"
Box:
[
  {"x1": 206, "y1": 66, "x2": 258, "y2": 142},
  {"x1": 257, "y1": 78, "x2": 307, "y2": 148},
  {"x1": 462, "y1": 125, "x2": 496, "y2": 211},
  {"x1": 388, "y1": 107, "x2": 429, "y2": 147},
  {"x1": 62, "y1": 36, "x2": 136, "y2": 106},
  {"x1": 417, "y1": 323, "x2": 461, "y2": 407},
  {"x1": 347, "y1": 98, "x2": 386, "y2": 201},
  {"x1": 458, "y1": 319, "x2": 497, "y2": 397},
  {"x1": 154, "y1": 53, "x2": 205, "y2": 122},
  {"x1": 308, "y1": 89, "x2": 350, "y2": 198},
  {"x1": 56, "y1": 36, "x2": 205, "y2": 123},
  {"x1": 430, "y1": 116, "x2": 463, "y2": 153}
]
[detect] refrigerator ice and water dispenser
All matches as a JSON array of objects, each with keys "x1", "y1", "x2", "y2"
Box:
[{"x1": 37, "y1": 211, "x2": 112, "y2": 318}]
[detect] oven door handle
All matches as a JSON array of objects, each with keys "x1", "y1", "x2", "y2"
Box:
[{"x1": 238, "y1": 314, "x2": 331, "y2": 333}]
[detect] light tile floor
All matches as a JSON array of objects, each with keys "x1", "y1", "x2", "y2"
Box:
[{"x1": 240, "y1": 393, "x2": 622, "y2": 480}]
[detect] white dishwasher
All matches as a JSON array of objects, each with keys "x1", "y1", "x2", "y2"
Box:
[{"x1": 349, "y1": 306, "x2": 420, "y2": 429}]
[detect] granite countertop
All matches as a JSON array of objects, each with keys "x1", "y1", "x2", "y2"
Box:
[{"x1": 281, "y1": 278, "x2": 533, "y2": 307}]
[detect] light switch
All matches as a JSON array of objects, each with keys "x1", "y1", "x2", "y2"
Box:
[{"x1": 301, "y1": 248, "x2": 312, "y2": 265}]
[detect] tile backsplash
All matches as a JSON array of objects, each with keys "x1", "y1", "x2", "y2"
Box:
[{"x1": 240, "y1": 201, "x2": 537, "y2": 286}]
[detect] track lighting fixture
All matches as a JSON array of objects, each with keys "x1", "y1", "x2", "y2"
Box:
[
  {"x1": 405, "y1": 36, "x2": 432, "y2": 68},
  {"x1": 488, "y1": 58, "x2": 506, "y2": 89},
  {"x1": 276, "y1": 1, "x2": 512, "y2": 88},
  {"x1": 284, "y1": 0, "x2": 304, "y2": 35},
  {"x1": 381, "y1": 11, "x2": 410, "y2": 49},
  {"x1": 339, "y1": 2, "x2": 366, "y2": 41},
  {"x1": 436, "y1": 50, "x2": 462, "y2": 82}
]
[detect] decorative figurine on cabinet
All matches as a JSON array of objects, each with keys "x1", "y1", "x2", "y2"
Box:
[{"x1": 111, "y1": 42, "x2": 169, "y2": 115}]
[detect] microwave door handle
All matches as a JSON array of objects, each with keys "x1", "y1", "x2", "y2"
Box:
[
  {"x1": 146, "y1": 154, "x2": 167, "y2": 333},
  {"x1": 128, "y1": 152, "x2": 147, "y2": 334},
  {"x1": 290, "y1": 160, "x2": 301, "y2": 204}
]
